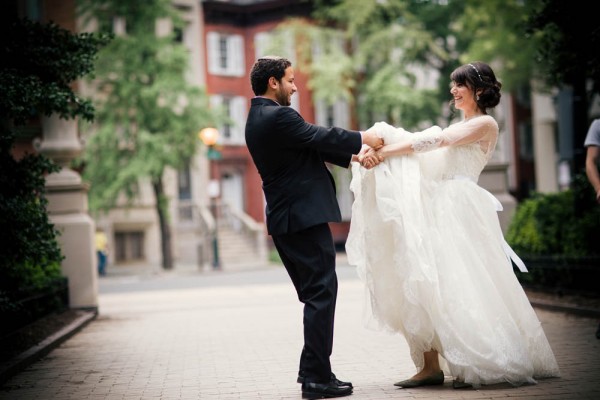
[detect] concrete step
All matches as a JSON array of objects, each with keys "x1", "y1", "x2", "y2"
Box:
[{"x1": 215, "y1": 226, "x2": 268, "y2": 267}]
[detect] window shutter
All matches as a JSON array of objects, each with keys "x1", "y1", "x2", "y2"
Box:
[
  {"x1": 229, "y1": 35, "x2": 245, "y2": 77},
  {"x1": 210, "y1": 95, "x2": 224, "y2": 142},
  {"x1": 290, "y1": 92, "x2": 300, "y2": 113},
  {"x1": 230, "y1": 96, "x2": 248, "y2": 144},
  {"x1": 315, "y1": 100, "x2": 327, "y2": 126},
  {"x1": 334, "y1": 100, "x2": 350, "y2": 128},
  {"x1": 254, "y1": 32, "x2": 270, "y2": 59}
]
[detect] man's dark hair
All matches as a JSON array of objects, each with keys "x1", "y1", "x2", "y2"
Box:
[{"x1": 250, "y1": 56, "x2": 292, "y2": 96}]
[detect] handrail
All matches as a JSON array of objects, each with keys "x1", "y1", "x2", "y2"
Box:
[
  {"x1": 220, "y1": 201, "x2": 267, "y2": 262},
  {"x1": 183, "y1": 200, "x2": 267, "y2": 267}
]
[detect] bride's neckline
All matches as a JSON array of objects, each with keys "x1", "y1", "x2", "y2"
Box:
[{"x1": 463, "y1": 114, "x2": 487, "y2": 122}]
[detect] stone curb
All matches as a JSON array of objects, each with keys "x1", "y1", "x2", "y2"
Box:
[
  {"x1": 529, "y1": 299, "x2": 600, "y2": 318},
  {"x1": 0, "y1": 310, "x2": 97, "y2": 386}
]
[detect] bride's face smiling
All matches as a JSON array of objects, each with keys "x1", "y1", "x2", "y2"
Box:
[{"x1": 450, "y1": 81, "x2": 476, "y2": 111}]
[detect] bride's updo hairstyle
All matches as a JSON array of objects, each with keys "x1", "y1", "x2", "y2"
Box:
[{"x1": 450, "y1": 61, "x2": 502, "y2": 110}]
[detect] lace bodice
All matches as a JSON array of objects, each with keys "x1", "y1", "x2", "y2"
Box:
[{"x1": 439, "y1": 142, "x2": 493, "y2": 181}]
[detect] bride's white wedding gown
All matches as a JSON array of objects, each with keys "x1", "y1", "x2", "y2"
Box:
[{"x1": 346, "y1": 116, "x2": 560, "y2": 387}]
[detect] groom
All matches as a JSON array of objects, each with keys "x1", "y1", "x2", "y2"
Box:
[{"x1": 245, "y1": 56, "x2": 382, "y2": 399}]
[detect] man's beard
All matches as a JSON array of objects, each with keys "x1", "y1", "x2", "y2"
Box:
[{"x1": 276, "y1": 87, "x2": 291, "y2": 106}]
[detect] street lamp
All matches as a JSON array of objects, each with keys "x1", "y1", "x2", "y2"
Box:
[
  {"x1": 198, "y1": 127, "x2": 222, "y2": 269},
  {"x1": 199, "y1": 127, "x2": 222, "y2": 161}
]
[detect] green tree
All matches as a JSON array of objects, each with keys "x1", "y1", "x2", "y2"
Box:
[
  {"x1": 525, "y1": 0, "x2": 600, "y2": 173},
  {"x1": 292, "y1": 0, "x2": 453, "y2": 129},
  {"x1": 279, "y1": 1, "x2": 490, "y2": 129},
  {"x1": 78, "y1": 0, "x2": 221, "y2": 269},
  {"x1": 274, "y1": 0, "x2": 541, "y2": 131},
  {"x1": 0, "y1": 18, "x2": 108, "y2": 318}
]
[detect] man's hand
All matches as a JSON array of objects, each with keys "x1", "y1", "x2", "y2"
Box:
[
  {"x1": 357, "y1": 145, "x2": 381, "y2": 169},
  {"x1": 361, "y1": 128, "x2": 383, "y2": 150}
]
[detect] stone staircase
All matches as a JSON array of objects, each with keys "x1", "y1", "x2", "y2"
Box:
[
  {"x1": 216, "y1": 224, "x2": 267, "y2": 269},
  {"x1": 175, "y1": 202, "x2": 269, "y2": 271}
]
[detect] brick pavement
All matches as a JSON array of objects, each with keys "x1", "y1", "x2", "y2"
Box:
[{"x1": 0, "y1": 262, "x2": 599, "y2": 400}]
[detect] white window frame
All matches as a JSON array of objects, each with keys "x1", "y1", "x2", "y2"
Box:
[
  {"x1": 210, "y1": 94, "x2": 247, "y2": 145},
  {"x1": 207, "y1": 32, "x2": 245, "y2": 77}
]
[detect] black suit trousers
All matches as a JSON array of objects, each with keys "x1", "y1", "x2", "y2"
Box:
[{"x1": 272, "y1": 223, "x2": 338, "y2": 384}]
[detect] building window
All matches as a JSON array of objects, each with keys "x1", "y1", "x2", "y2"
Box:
[
  {"x1": 173, "y1": 26, "x2": 183, "y2": 43},
  {"x1": 178, "y1": 163, "x2": 193, "y2": 221},
  {"x1": 178, "y1": 163, "x2": 192, "y2": 200},
  {"x1": 25, "y1": 0, "x2": 42, "y2": 21},
  {"x1": 326, "y1": 104, "x2": 335, "y2": 127},
  {"x1": 115, "y1": 231, "x2": 145, "y2": 263},
  {"x1": 315, "y1": 99, "x2": 350, "y2": 128},
  {"x1": 222, "y1": 98, "x2": 232, "y2": 139},
  {"x1": 218, "y1": 36, "x2": 228, "y2": 69},
  {"x1": 210, "y1": 95, "x2": 247, "y2": 144},
  {"x1": 207, "y1": 32, "x2": 244, "y2": 77},
  {"x1": 519, "y1": 121, "x2": 534, "y2": 161}
]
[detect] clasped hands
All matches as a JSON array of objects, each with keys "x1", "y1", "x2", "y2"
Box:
[{"x1": 358, "y1": 128, "x2": 384, "y2": 169}]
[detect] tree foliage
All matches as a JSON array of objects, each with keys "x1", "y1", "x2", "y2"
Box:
[
  {"x1": 525, "y1": 0, "x2": 600, "y2": 103},
  {"x1": 456, "y1": 0, "x2": 541, "y2": 92},
  {"x1": 78, "y1": 0, "x2": 222, "y2": 269},
  {"x1": 296, "y1": 0, "x2": 454, "y2": 129},
  {"x1": 272, "y1": 0, "x2": 545, "y2": 131},
  {"x1": 0, "y1": 18, "x2": 108, "y2": 127}
]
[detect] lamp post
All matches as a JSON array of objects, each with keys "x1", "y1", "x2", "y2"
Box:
[{"x1": 199, "y1": 127, "x2": 222, "y2": 269}]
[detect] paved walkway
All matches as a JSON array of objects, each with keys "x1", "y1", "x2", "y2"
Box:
[{"x1": 1, "y1": 259, "x2": 599, "y2": 400}]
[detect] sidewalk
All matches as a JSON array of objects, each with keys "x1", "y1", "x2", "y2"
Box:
[{"x1": 1, "y1": 257, "x2": 599, "y2": 399}]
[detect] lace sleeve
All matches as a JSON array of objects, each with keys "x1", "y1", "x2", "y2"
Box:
[
  {"x1": 413, "y1": 116, "x2": 498, "y2": 153},
  {"x1": 411, "y1": 126, "x2": 444, "y2": 153}
]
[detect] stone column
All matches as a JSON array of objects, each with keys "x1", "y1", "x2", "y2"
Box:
[
  {"x1": 36, "y1": 114, "x2": 98, "y2": 310},
  {"x1": 532, "y1": 91, "x2": 559, "y2": 193},
  {"x1": 479, "y1": 162, "x2": 518, "y2": 234}
]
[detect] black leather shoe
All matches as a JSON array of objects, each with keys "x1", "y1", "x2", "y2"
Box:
[
  {"x1": 301, "y1": 381, "x2": 353, "y2": 399},
  {"x1": 297, "y1": 372, "x2": 353, "y2": 388}
]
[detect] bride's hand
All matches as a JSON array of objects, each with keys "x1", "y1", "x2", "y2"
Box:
[{"x1": 359, "y1": 147, "x2": 381, "y2": 169}]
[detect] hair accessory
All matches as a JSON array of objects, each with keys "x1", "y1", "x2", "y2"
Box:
[
  {"x1": 468, "y1": 63, "x2": 483, "y2": 81},
  {"x1": 258, "y1": 55, "x2": 284, "y2": 61}
]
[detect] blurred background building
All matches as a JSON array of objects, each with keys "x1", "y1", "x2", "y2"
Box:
[{"x1": 8, "y1": 0, "x2": 594, "y2": 278}]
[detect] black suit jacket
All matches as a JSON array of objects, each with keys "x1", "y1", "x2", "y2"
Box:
[{"x1": 245, "y1": 97, "x2": 363, "y2": 236}]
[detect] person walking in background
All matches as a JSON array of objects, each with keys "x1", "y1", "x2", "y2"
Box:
[
  {"x1": 583, "y1": 118, "x2": 600, "y2": 339},
  {"x1": 95, "y1": 230, "x2": 108, "y2": 276},
  {"x1": 244, "y1": 55, "x2": 382, "y2": 399},
  {"x1": 584, "y1": 118, "x2": 600, "y2": 204},
  {"x1": 349, "y1": 62, "x2": 560, "y2": 389}
]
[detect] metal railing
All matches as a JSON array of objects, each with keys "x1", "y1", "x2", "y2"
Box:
[{"x1": 187, "y1": 199, "x2": 267, "y2": 268}]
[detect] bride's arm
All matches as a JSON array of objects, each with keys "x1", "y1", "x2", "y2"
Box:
[{"x1": 377, "y1": 116, "x2": 497, "y2": 159}]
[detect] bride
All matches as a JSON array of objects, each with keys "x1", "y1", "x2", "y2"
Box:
[{"x1": 347, "y1": 62, "x2": 560, "y2": 389}]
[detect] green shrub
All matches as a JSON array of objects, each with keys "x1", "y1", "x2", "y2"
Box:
[
  {"x1": 0, "y1": 134, "x2": 64, "y2": 314},
  {"x1": 507, "y1": 174, "x2": 600, "y2": 257},
  {"x1": 507, "y1": 174, "x2": 600, "y2": 293}
]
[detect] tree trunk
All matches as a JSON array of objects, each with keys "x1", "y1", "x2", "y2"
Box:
[{"x1": 152, "y1": 176, "x2": 173, "y2": 270}]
